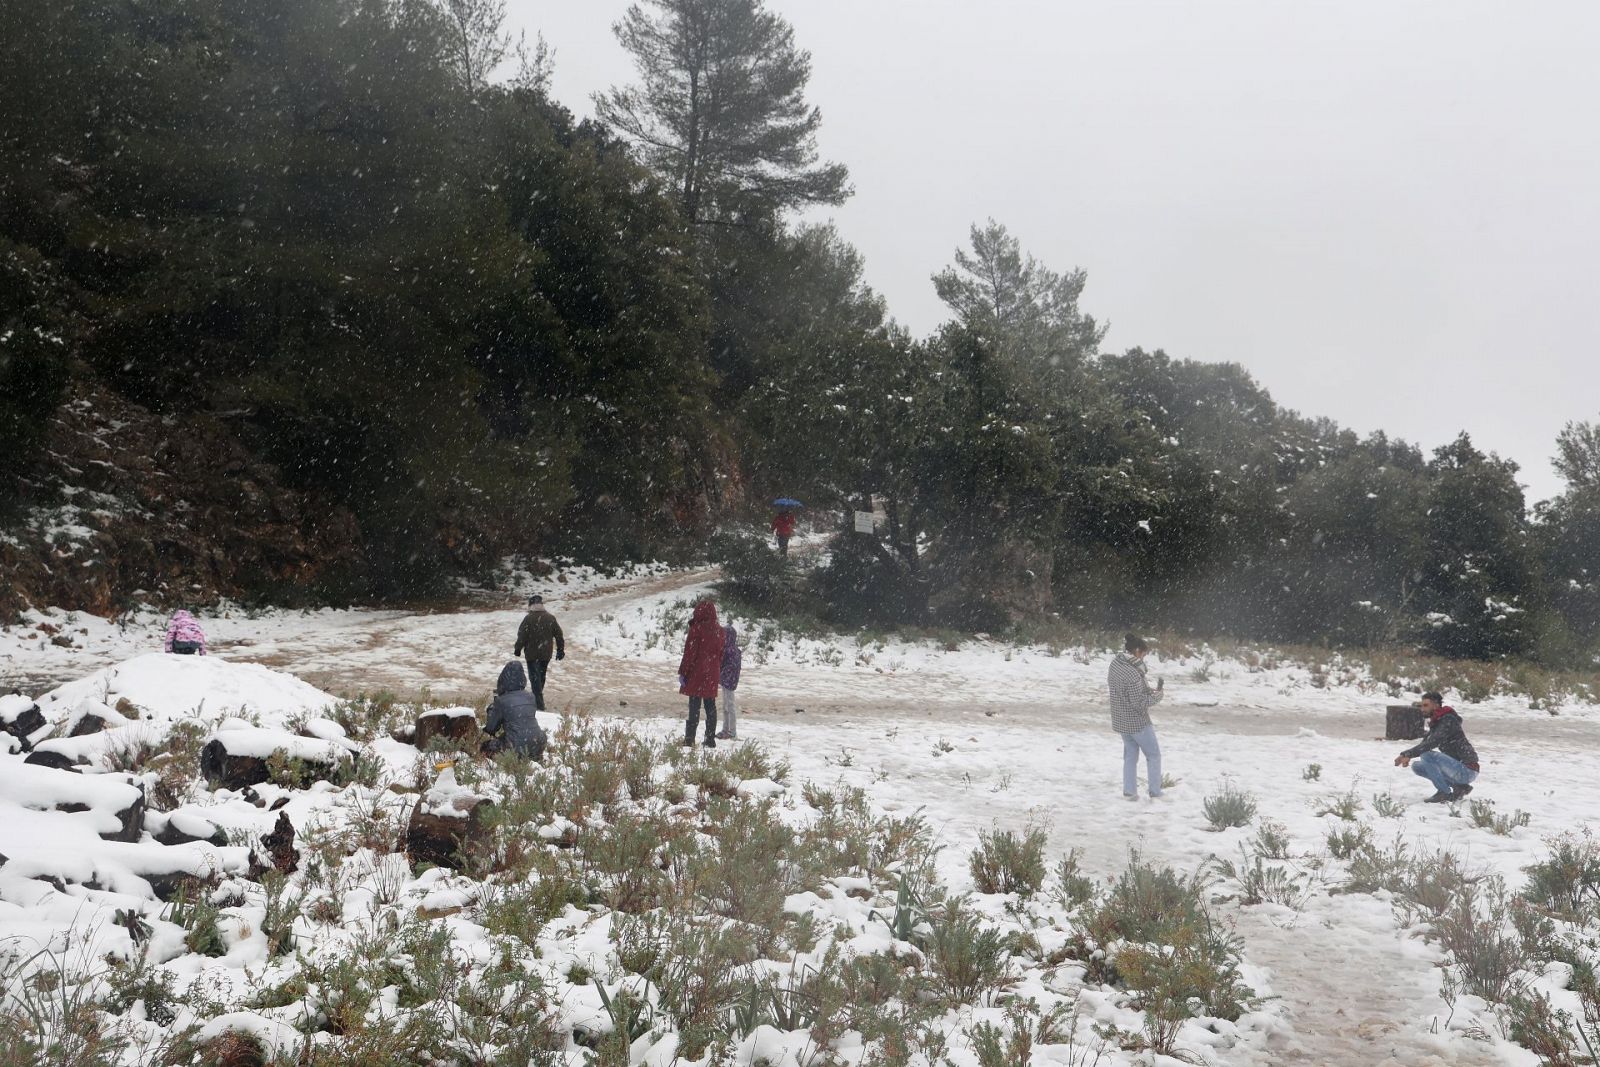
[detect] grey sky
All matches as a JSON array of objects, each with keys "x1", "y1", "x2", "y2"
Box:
[{"x1": 508, "y1": 0, "x2": 1599, "y2": 504}]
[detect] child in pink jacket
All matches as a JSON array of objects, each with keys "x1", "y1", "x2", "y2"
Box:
[{"x1": 164, "y1": 610, "x2": 207, "y2": 655}]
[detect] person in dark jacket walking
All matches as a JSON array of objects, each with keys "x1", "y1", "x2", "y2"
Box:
[
  {"x1": 1108, "y1": 633, "x2": 1165, "y2": 800},
  {"x1": 1394, "y1": 691, "x2": 1479, "y2": 802},
  {"x1": 513, "y1": 594, "x2": 565, "y2": 711},
  {"x1": 715, "y1": 623, "x2": 743, "y2": 741},
  {"x1": 678, "y1": 599, "x2": 725, "y2": 748},
  {"x1": 484, "y1": 660, "x2": 546, "y2": 760}
]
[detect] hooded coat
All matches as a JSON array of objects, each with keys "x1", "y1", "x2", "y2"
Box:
[
  {"x1": 720, "y1": 624, "x2": 743, "y2": 691},
  {"x1": 486, "y1": 660, "x2": 545, "y2": 758},
  {"x1": 164, "y1": 611, "x2": 208, "y2": 654},
  {"x1": 678, "y1": 602, "x2": 725, "y2": 699}
]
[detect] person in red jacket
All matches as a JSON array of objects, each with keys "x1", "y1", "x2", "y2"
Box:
[
  {"x1": 772, "y1": 510, "x2": 796, "y2": 556},
  {"x1": 678, "y1": 599, "x2": 727, "y2": 748}
]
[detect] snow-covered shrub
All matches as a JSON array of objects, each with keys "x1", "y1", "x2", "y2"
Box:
[
  {"x1": 1252, "y1": 819, "x2": 1292, "y2": 859},
  {"x1": 648, "y1": 920, "x2": 757, "y2": 1057},
  {"x1": 969, "y1": 823, "x2": 1049, "y2": 896},
  {"x1": 1503, "y1": 988, "x2": 1583, "y2": 1065},
  {"x1": 1326, "y1": 823, "x2": 1373, "y2": 860},
  {"x1": 1469, "y1": 799, "x2": 1532, "y2": 836},
  {"x1": 1340, "y1": 836, "x2": 1412, "y2": 895},
  {"x1": 1113, "y1": 910, "x2": 1257, "y2": 1051},
  {"x1": 1432, "y1": 878, "x2": 1532, "y2": 1002},
  {"x1": 1521, "y1": 833, "x2": 1600, "y2": 923},
  {"x1": 964, "y1": 999, "x2": 1091, "y2": 1067},
  {"x1": 706, "y1": 796, "x2": 805, "y2": 934},
  {"x1": 1053, "y1": 849, "x2": 1096, "y2": 910},
  {"x1": 917, "y1": 895, "x2": 1015, "y2": 1006},
  {"x1": 1371, "y1": 791, "x2": 1406, "y2": 818},
  {"x1": 327, "y1": 692, "x2": 403, "y2": 743},
  {"x1": 1315, "y1": 789, "x2": 1364, "y2": 822},
  {"x1": 711, "y1": 529, "x2": 803, "y2": 610},
  {"x1": 0, "y1": 941, "x2": 126, "y2": 1067},
  {"x1": 1202, "y1": 783, "x2": 1258, "y2": 830},
  {"x1": 1091, "y1": 852, "x2": 1208, "y2": 947},
  {"x1": 1394, "y1": 848, "x2": 1480, "y2": 920}
]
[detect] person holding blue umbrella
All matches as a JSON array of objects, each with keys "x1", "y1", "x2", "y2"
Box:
[{"x1": 772, "y1": 498, "x2": 801, "y2": 556}]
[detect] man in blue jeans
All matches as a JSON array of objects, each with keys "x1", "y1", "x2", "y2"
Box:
[
  {"x1": 1394, "y1": 692, "x2": 1480, "y2": 802},
  {"x1": 1108, "y1": 633, "x2": 1164, "y2": 800}
]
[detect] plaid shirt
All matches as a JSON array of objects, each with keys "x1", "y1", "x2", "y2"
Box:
[{"x1": 1108, "y1": 652, "x2": 1162, "y2": 733}]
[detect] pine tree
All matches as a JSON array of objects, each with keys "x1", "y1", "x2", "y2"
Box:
[
  {"x1": 932, "y1": 219, "x2": 1106, "y2": 386},
  {"x1": 597, "y1": 0, "x2": 850, "y2": 225}
]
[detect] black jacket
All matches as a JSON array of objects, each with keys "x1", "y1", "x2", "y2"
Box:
[
  {"x1": 514, "y1": 607, "x2": 564, "y2": 662},
  {"x1": 1402, "y1": 708, "x2": 1479, "y2": 770}
]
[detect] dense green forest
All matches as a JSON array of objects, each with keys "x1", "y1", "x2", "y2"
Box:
[{"x1": 1, "y1": 0, "x2": 1595, "y2": 663}]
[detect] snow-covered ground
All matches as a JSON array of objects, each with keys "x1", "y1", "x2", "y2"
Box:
[{"x1": 3, "y1": 567, "x2": 1597, "y2": 1064}]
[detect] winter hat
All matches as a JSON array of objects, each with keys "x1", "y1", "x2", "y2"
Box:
[{"x1": 527, "y1": 594, "x2": 544, "y2": 605}]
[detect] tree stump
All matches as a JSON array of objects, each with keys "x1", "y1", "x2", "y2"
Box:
[
  {"x1": 110, "y1": 784, "x2": 147, "y2": 843},
  {"x1": 24, "y1": 750, "x2": 82, "y2": 771},
  {"x1": 261, "y1": 811, "x2": 299, "y2": 874},
  {"x1": 200, "y1": 733, "x2": 345, "y2": 791},
  {"x1": 152, "y1": 809, "x2": 228, "y2": 848},
  {"x1": 413, "y1": 709, "x2": 482, "y2": 753},
  {"x1": 1386, "y1": 704, "x2": 1426, "y2": 740},
  {"x1": 68, "y1": 706, "x2": 122, "y2": 737},
  {"x1": 199, "y1": 741, "x2": 272, "y2": 790},
  {"x1": 406, "y1": 792, "x2": 495, "y2": 871}
]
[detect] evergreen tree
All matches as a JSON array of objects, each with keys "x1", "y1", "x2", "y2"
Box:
[
  {"x1": 932, "y1": 219, "x2": 1106, "y2": 388},
  {"x1": 597, "y1": 0, "x2": 850, "y2": 225},
  {"x1": 1416, "y1": 434, "x2": 1537, "y2": 658},
  {"x1": 434, "y1": 0, "x2": 513, "y2": 96},
  {"x1": 1553, "y1": 417, "x2": 1600, "y2": 492}
]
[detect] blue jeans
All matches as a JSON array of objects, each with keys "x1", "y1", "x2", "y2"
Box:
[
  {"x1": 1412, "y1": 750, "x2": 1477, "y2": 794},
  {"x1": 1122, "y1": 726, "x2": 1162, "y2": 798}
]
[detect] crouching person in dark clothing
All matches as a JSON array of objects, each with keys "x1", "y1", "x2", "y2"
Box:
[
  {"x1": 483, "y1": 660, "x2": 546, "y2": 761},
  {"x1": 1394, "y1": 691, "x2": 1479, "y2": 802}
]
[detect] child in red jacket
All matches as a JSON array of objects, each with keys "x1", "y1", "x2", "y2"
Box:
[{"x1": 678, "y1": 599, "x2": 726, "y2": 747}]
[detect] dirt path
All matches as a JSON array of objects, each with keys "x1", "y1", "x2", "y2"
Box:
[
  {"x1": 1234, "y1": 897, "x2": 1498, "y2": 1067},
  {"x1": 210, "y1": 566, "x2": 721, "y2": 706}
]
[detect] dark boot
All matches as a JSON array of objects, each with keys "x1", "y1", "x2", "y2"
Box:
[{"x1": 1453, "y1": 784, "x2": 1474, "y2": 798}]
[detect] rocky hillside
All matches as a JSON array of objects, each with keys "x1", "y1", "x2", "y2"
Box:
[{"x1": 0, "y1": 383, "x2": 363, "y2": 620}]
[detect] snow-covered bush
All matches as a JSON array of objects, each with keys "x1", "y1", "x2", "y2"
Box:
[
  {"x1": 1202, "y1": 783, "x2": 1258, "y2": 830},
  {"x1": 969, "y1": 823, "x2": 1050, "y2": 896}
]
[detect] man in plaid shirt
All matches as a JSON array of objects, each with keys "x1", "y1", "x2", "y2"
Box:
[{"x1": 1108, "y1": 633, "x2": 1165, "y2": 799}]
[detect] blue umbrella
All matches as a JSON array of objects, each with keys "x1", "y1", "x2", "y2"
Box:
[{"x1": 773, "y1": 498, "x2": 804, "y2": 509}]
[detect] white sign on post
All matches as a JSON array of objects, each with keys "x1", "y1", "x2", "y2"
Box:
[{"x1": 853, "y1": 511, "x2": 875, "y2": 534}]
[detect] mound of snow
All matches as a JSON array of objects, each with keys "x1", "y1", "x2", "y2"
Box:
[{"x1": 36, "y1": 652, "x2": 337, "y2": 728}]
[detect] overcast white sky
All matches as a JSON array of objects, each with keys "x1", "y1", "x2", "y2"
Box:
[{"x1": 507, "y1": 0, "x2": 1599, "y2": 504}]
